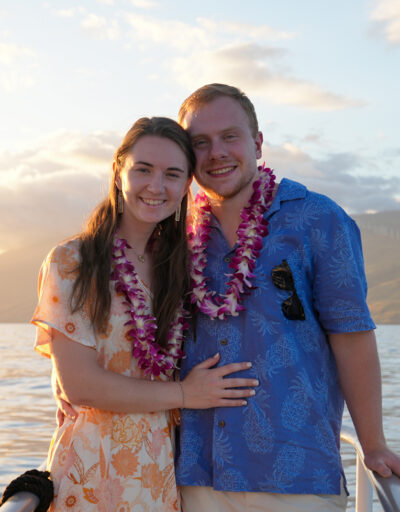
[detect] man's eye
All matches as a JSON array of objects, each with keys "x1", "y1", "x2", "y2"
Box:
[
  {"x1": 225, "y1": 133, "x2": 237, "y2": 140},
  {"x1": 193, "y1": 140, "x2": 207, "y2": 148}
]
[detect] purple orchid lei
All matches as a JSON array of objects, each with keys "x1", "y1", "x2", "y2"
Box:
[
  {"x1": 189, "y1": 164, "x2": 276, "y2": 320},
  {"x1": 111, "y1": 237, "x2": 187, "y2": 378}
]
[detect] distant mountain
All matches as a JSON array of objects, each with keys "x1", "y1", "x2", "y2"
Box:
[
  {"x1": 353, "y1": 210, "x2": 400, "y2": 324},
  {"x1": 0, "y1": 211, "x2": 399, "y2": 324}
]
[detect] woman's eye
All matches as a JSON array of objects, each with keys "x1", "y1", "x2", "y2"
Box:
[
  {"x1": 135, "y1": 167, "x2": 149, "y2": 173},
  {"x1": 167, "y1": 172, "x2": 180, "y2": 178}
]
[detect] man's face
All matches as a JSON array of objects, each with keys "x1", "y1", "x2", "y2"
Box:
[{"x1": 181, "y1": 96, "x2": 262, "y2": 202}]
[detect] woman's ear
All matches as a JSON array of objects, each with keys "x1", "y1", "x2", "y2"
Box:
[{"x1": 113, "y1": 161, "x2": 121, "y2": 190}]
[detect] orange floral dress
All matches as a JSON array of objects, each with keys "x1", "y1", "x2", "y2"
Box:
[{"x1": 31, "y1": 239, "x2": 180, "y2": 512}]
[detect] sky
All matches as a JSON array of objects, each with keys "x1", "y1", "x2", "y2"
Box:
[{"x1": 0, "y1": 0, "x2": 400, "y2": 254}]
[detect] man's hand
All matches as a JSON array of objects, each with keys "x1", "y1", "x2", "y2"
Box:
[
  {"x1": 364, "y1": 446, "x2": 400, "y2": 478},
  {"x1": 329, "y1": 331, "x2": 400, "y2": 479}
]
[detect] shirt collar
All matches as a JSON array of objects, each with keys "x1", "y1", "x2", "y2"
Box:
[
  {"x1": 206, "y1": 178, "x2": 307, "y2": 228},
  {"x1": 267, "y1": 178, "x2": 307, "y2": 217}
]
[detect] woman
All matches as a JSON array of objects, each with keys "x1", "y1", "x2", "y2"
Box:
[{"x1": 32, "y1": 117, "x2": 256, "y2": 511}]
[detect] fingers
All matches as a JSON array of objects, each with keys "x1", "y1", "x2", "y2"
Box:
[
  {"x1": 56, "y1": 408, "x2": 64, "y2": 428},
  {"x1": 216, "y1": 361, "x2": 252, "y2": 377},
  {"x1": 194, "y1": 353, "x2": 220, "y2": 369},
  {"x1": 218, "y1": 399, "x2": 249, "y2": 407},
  {"x1": 364, "y1": 450, "x2": 400, "y2": 478},
  {"x1": 58, "y1": 398, "x2": 78, "y2": 421},
  {"x1": 367, "y1": 459, "x2": 392, "y2": 478},
  {"x1": 221, "y1": 378, "x2": 259, "y2": 389}
]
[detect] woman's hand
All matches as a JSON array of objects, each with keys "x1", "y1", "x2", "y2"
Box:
[
  {"x1": 181, "y1": 353, "x2": 258, "y2": 409},
  {"x1": 52, "y1": 370, "x2": 78, "y2": 426}
]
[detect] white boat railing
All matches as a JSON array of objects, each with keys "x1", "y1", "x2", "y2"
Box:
[
  {"x1": 341, "y1": 425, "x2": 400, "y2": 512},
  {"x1": 1, "y1": 426, "x2": 400, "y2": 511}
]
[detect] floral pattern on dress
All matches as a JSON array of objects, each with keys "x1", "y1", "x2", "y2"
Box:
[{"x1": 32, "y1": 239, "x2": 180, "y2": 511}]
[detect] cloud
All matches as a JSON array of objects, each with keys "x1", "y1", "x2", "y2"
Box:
[
  {"x1": 2, "y1": 128, "x2": 398, "y2": 254},
  {"x1": 122, "y1": 12, "x2": 363, "y2": 111},
  {"x1": 124, "y1": 14, "x2": 291, "y2": 51},
  {"x1": 124, "y1": 13, "x2": 213, "y2": 50},
  {"x1": 261, "y1": 141, "x2": 400, "y2": 213},
  {"x1": 0, "y1": 40, "x2": 37, "y2": 92},
  {"x1": 0, "y1": 131, "x2": 121, "y2": 252},
  {"x1": 50, "y1": 9, "x2": 362, "y2": 111},
  {"x1": 56, "y1": 8, "x2": 76, "y2": 18},
  {"x1": 81, "y1": 13, "x2": 120, "y2": 40},
  {"x1": 54, "y1": 6, "x2": 86, "y2": 18},
  {"x1": 197, "y1": 18, "x2": 295, "y2": 41},
  {"x1": 130, "y1": 0, "x2": 160, "y2": 8},
  {"x1": 370, "y1": 0, "x2": 400, "y2": 44},
  {"x1": 173, "y1": 43, "x2": 365, "y2": 111},
  {"x1": 0, "y1": 42, "x2": 35, "y2": 64}
]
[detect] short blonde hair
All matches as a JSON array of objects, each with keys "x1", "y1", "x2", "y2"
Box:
[{"x1": 178, "y1": 83, "x2": 259, "y2": 137}]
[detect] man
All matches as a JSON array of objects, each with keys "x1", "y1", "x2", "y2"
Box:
[{"x1": 175, "y1": 83, "x2": 400, "y2": 511}]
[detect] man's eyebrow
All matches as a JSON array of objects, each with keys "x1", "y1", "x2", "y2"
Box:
[{"x1": 190, "y1": 126, "x2": 241, "y2": 138}]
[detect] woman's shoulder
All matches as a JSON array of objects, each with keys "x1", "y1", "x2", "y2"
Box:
[{"x1": 44, "y1": 237, "x2": 82, "y2": 275}]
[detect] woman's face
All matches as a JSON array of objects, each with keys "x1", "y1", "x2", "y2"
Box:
[{"x1": 116, "y1": 135, "x2": 191, "y2": 229}]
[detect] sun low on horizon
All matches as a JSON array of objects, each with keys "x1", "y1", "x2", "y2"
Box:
[{"x1": 0, "y1": 0, "x2": 400, "y2": 257}]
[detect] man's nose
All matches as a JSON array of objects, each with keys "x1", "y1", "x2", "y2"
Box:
[{"x1": 209, "y1": 138, "x2": 227, "y2": 160}]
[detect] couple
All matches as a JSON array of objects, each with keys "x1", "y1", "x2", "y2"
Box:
[{"x1": 32, "y1": 84, "x2": 400, "y2": 512}]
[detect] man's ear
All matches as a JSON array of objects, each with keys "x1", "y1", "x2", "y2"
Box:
[{"x1": 255, "y1": 131, "x2": 263, "y2": 160}]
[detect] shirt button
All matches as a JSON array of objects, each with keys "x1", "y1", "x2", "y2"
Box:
[
  {"x1": 224, "y1": 256, "x2": 231, "y2": 263},
  {"x1": 220, "y1": 338, "x2": 228, "y2": 346},
  {"x1": 218, "y1": 420, "x2": 226, "y2": 428}
]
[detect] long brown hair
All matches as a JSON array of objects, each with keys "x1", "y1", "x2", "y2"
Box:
[{"x1": 71, "y1": 117, "x2": 195, "y2": 348}]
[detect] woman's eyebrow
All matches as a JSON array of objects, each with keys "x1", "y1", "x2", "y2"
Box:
[
  {"x1": 135, "y1": 161, "x2": 185, "y2": 173},
  {"x1": 167, "y1": 167, "x2": 186, "y2": 173}
]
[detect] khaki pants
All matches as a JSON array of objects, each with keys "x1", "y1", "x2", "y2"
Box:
[{"x1": 181, "y1": 480, "x2": 348, "y2": 512}]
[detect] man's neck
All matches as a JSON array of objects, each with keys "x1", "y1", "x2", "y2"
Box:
[
  {"x1": 206, "y1": 179, "x2": 279, "y2": 249},
  {"x1": 208, "y1": 189, "x2": 253, "y2": 249}
]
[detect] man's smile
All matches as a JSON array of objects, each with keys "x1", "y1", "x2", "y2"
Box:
[{"x1": 208, "y1": 166, "x2": 236, "y2": 176}]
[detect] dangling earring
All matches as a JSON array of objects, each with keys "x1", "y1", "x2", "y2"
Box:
[
  {"x1": 117, "y1": 190, "x2": 124, "y2": 214},
  {"x1": 175, "y1": 203, "x2": 181, "y2": 222}
]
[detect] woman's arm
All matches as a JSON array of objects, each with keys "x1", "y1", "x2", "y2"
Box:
[{"x1": 51, "y1": 329, "x2": 257, "y2": 414}]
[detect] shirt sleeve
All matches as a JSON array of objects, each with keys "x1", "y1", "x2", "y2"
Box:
[
  {"x1": 311, "y1": 199, "x2": 376, "y2": 334},
  {"x1": 31, "y1": 240, "x2": 97, "y2": 358}
]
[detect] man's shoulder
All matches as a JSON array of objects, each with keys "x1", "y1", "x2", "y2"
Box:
[{"x1": 278, "y1": 178, "x2": 347, "y2": 216}]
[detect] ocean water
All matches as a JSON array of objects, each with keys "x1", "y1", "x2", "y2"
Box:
[{"x1": 0, "y1": 323, "x2": 399, "y2": 511}]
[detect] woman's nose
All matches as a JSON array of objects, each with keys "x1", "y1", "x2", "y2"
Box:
[{"x1": 147, "y1": 171, "x2": 164, "y2": 193}]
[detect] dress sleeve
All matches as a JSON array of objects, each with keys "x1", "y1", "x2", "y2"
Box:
[
  {"x1": 311, "y1": 200, "x2": 376, "y2": 334},
  {"x1": 31, "y1": 240, "x2": 97, "y2": 358}
]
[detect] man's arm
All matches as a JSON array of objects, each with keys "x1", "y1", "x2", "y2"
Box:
[{"x1": 329, "y1": 330, "x2": 400, "y2": 477}]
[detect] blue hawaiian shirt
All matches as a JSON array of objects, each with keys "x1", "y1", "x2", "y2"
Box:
[{"x1": 175, "y1": 178, "x2": 375, "y2": 495}]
